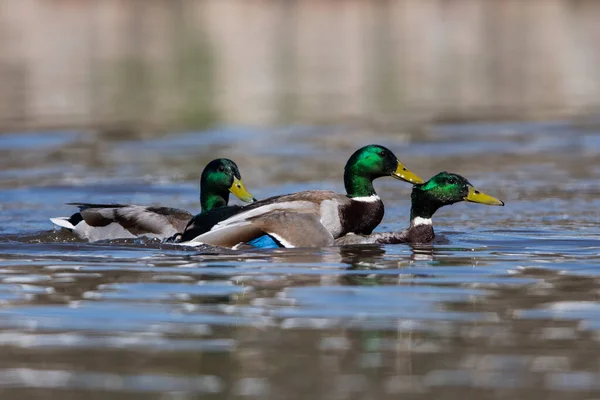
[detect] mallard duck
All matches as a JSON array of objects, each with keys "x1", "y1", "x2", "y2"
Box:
[
  {"x1": 335, "y1": 171, "x2": 504, "y2": 245},
  {"x1": 177, "y1": 144, "x2": 424, "y2": 247},
  {"x1": 50, "y1": 158, "x2": 255, "y2": 242}
]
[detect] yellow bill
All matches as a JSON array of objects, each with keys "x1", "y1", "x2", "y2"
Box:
[
  {"x1": 229, "y1": 177, "x2": 256, "y2": 203},
  {"x1": 391, "y1": 160, "x2": 424, "y2": 184},
  {"x1": 464, "y1": 186, "x2": 504, "y2": 206}
]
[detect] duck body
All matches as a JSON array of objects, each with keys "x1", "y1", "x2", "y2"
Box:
[
  {"x1": 181, "y1": 190, "x2": 386, "y2": 247},
  {"x1": 335, "y1": 224, "x2": 434, "y2": 246},
  {"x1": 170, "y1": 204, "x2": 244, "y2": 242},
  {"x1": 50, "y1": 203, "x2": 192, "y2": 242},
  {"x1": 335, "y1": 172, "x2": 504, "y2": 246},
  {"x1": 177, "y1": 145, "x2": 423, "y2": 248},
  {"x1": 50, "y1": 159, "x2": 255, "y2": 242}
]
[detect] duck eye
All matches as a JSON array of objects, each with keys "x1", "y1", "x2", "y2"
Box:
[
  {"x1": 448, "y1": 178, "x2": 457, "y2": 185},
  {"x1": 379, "y1": 151, "x2": 385, "y2": 156},
  {"x1": 217, "y1": 166, "x2": 225, "y2": 172}
]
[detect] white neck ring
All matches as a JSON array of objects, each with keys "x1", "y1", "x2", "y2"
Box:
[
  {"x1": 351, "y1": 195, "x2": 380, "y2": 203},
  {"x1": 411, "y1": 217, "x2": 432, "y2": 227}
]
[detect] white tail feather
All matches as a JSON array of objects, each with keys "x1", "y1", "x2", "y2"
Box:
[{"x1": 50, "y1": 217, "x2": 75, "y2": 230}]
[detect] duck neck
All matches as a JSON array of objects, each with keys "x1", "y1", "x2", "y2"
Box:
[
  {"x1": 344, "y1": 169, "x2": 377, "y2": 198},
  {"x1": 200, "y1": 190, "x2": 229, "y2": 212},
  {"x1": 409, "y1": 191, "x2": 441, "y2": 226}
]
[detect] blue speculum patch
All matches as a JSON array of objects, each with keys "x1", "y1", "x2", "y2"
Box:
[{"x1": 248, "y1": 235, "x2": 281, "y2": 248}]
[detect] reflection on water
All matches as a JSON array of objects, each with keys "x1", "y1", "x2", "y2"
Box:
[{"x1": 0, "y1": 120, "x2": 599, "y2": 398}]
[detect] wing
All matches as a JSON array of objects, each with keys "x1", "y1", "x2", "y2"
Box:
[
  {"x1": 182, "y1": 201, "x2": 318, "y2": 245},
  {"x1": 52, "y1": 203, "x2": 192, "y2": 241},
  {"x1": 249, "y1": 211, "x2": 335, "y2": 248},
  {"x1": 185, "y1": 210, "x2": 334, "y2": 248},
  {"x1": 111, "y1": 205, "x2": 192, "y2": 236}
]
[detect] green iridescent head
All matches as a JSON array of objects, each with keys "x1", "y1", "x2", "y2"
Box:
[
  {"x1": 200, "y1": 158, "x2": 255, "y2": 211},
  {"x1": 344, "y1": 144, "x2": 423, "y2": 197},
  {"x1": 410, "y1": 172, "x2": 504, "y2": 220}
]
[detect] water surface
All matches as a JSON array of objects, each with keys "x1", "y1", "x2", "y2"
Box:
[{"x1": 0, "y1": 121, "x2": 599, "y2": 399}]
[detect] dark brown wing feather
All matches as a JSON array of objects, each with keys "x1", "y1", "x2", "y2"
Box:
[
  {"x1": 248, "y1": 211, "x2": 335, "y2": 247},
  {"x1": 189, "y1": 210, "x2": 334, "y2": 248},
  {"x1": 71, "y1": 203, "x2": 192, "y2": 235}
]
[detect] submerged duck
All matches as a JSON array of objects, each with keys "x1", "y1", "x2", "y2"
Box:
[
  {"x1": 335, "y1": 171, "x2": 504, "y2": 245},
  {"x1": 50, "y1": 158, "x2": 255, "y2": 242},
  {"x1": 177, "y1": 144, "x2": 424, "y2": 247}
]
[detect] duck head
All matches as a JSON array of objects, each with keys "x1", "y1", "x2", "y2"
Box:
[
  {"x1": 201, "y1": 158, "x2": 255, "y2": 211},
  {"x1": 410, "y1": 171, "x2": 504, "y2": 222},
  {"x1": 344, "y1": 144, "x2": 424, "y2": 197}
]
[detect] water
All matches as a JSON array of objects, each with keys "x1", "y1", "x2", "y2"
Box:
[{"x1": 0, "y1": 120, "x2": 599, "y2": 399}]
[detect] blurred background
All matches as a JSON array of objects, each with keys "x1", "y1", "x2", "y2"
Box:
[{"x1": 2, "y1": 0, "x2": 600, "y2": 132}]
